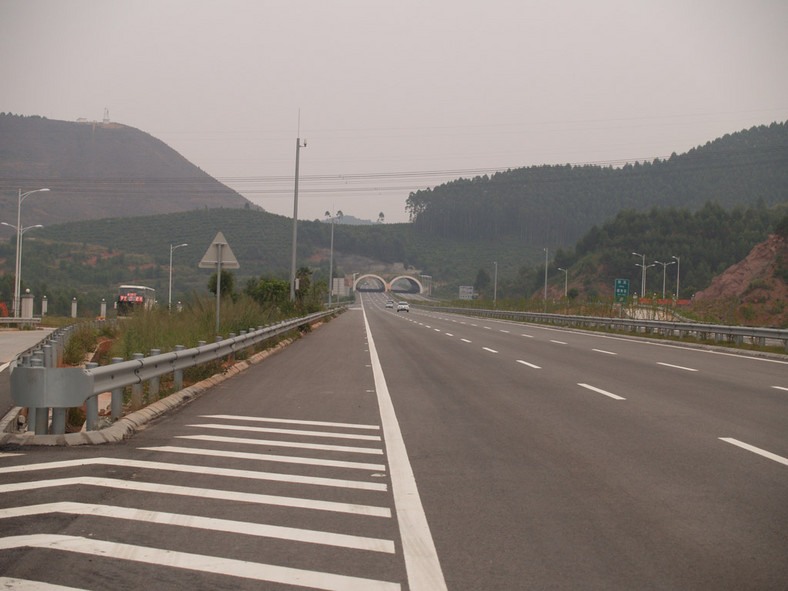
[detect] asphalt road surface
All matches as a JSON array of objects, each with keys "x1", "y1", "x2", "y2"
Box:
[{"x1": 0, "y1": 297, "x2": 786, "y2": 590}]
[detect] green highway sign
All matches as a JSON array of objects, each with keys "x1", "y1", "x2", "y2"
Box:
[{"x1": 615, "y1": 278, "x2": 629, "y2": 302}]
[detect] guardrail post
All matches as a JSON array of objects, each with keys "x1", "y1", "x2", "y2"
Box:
[
  {"x1": 85, "y1": 362, "x2": 99, "y2": 431},
  {"x1": 131, "y1": 353, "x2": 144, "y2": 410},
  {"x1": 174, "y1": 345, "x2": 184, "y2": 391},
  {"x1": 111, "y1": 357, "x2": 124, "y2": 419},
  {"x1": 150, "y1": 349, "x2": 161, "y2": 399}
]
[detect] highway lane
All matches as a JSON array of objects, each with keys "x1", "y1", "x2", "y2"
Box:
[
  {"x1": 0, "y1": 309, "x2": 418, "y2": 590},
  {"x1": 1, "y1": 298, "x2": 785, "y2": 590},
  {"x1": 364, "y1": 293, "x2": 788, "y2": 590}
]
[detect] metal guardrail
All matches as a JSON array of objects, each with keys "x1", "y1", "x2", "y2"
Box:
[
  {"x1": 9, "y1": 309, "x2": 341, "y2": 435},
  {"x1": 421, "y1": 306, "x2": 788, "y2": 352}
]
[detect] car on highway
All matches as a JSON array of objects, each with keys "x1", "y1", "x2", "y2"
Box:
[
  {"x1": 397, "y1": 301, "x2": 410, "y2": 312},
  {"x1": 386, "y1": 300, "x2": 394, "y2": 308}
]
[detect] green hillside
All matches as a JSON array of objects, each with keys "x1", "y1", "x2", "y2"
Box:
[{"x1": 407, "y1": 122, "x2": 788, "y2": 250}]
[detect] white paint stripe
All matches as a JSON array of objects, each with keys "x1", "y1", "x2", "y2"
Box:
[
  {"x1": 499, "y1": 330, "x2": 510, "y2": 333},
  {"x1": 577, "y1": 383, "x2": 626, "y2": 400},
  {"x1": 433, "y1": 329, "x2": 441, "y2": 332},
  {"x1": 0, "y1": 453, "x2": 23, "y2": 458},
  {"x1": 592, "y1": 349, "x2": 617, "y2": 355},
  {"x1": 0, "y1": 458, "x2": 386, "y2": 491},
  {"x1": 771, "y1": 386, "x2": 788, "y2": 392},
  {"x1": 177, "y1": 434, "x2": 384, "y2": 455},
  {"x1": 460, "y1": 338, "x2": 471, "y2": 343},
  {"x1": 516, "y1": 360, "x2": 541, "y2": 369},
  {"x1": 362, "y1": 301, "x2": 447, "y2": 591},
  {"x1": 0, "y1": 477, "x2": 391, "y2": 517},
  {"x1": 482, "y1": 347, "x2": 498, "y2": 354},
  {"x1": 719, "y1": 438, "x2": 788, "y2": 467},
  {"x1": 445, "y1": 333, "x2": 453, "y2": 337},
  {"x1": 0, "y1": 535, "x2": 400, "y2": 591},
  {"x1": 657, "y1": 362, "x2": 698, "y2": 372},
  {"x1": 0, "y1": 577, "x2": 85, "y2": 590},
  {"x1": 550, "y1": 340, "x2": 567, "y2": 345},
  {"x1": 200, "y1": 415, "x2": 380, "y2": 430},
  {"x1": 0, "y1": 361, "x2": 11, "y2": 373},
  {"x1": 0, "y1": 502, "x2": 395, "y2": 553},
  {"x1": 191, "y1": 423, "x2": 381, "y2": 441},
  {"x1": 142, "y1": 445, "x2": 386, "y2": 471},
  {"x1": 483, "y1": 326, "x2": 491, "y2": 330},
  {"x1": 521, "y1": 334, "x2": 533, "y2": 338}
]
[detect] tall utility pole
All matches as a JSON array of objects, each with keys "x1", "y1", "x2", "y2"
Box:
[
  {"x1": 672, "y1": 255, "x2": 681, "y2": 300},
  {"x1": 290, "y1": 135, "x2": 306, "y2": 301}
]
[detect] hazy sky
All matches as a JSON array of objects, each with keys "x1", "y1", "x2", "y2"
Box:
[{"x1": 2, "y1": 0, "x2": 787, "y2": 223}]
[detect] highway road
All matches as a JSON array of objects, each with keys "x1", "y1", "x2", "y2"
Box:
[{"x1": 0, "y1": 295, "x2": 786, "y2": 589}]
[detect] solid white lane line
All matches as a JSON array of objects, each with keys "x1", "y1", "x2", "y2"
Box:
[
  {"x1": 550, "y1": 340, "x2": 567, "y2": 345},
  {"x1": 460, "y1": 338, "x2": 471, "y2": 343},
  {"x1": 362, "y1": 302, "x2": 447, "y2": 590},
  {"x1": 191, "y1": 423, "x2": 381, "y2": 441},
  {"x1": 201, "y1": 415, "x2": 380, "y2": 430},
  {"x1": 482, "y1": 347, "x2": 498, "y2": 353},
  {"x1": 772, "y1": 386, "x2": 788, "y2": 392},
  {"x1": 719, "y1": 438, "x2": 788, "y2": 467},
  {"x1": 0, "y1": 453, "x2": 22, "y2": 458},
  {"x1": 0, "y1": 503, "x2": 395, "y2": 553},
  {"x1": 592, "y1": 349, "x2": 617, "y2": 355},
  {"x1": 177, "y1": 434, "x2": 384, "y2": 455},
  {"x1": 0, "y1": 458, "x2": 386, "y2": 491},
  {"x1": 0, "y1": 477, "x2": 391, "y2": 517},
  {"x1": 516, "y1": 360, "x2": 541, "y2": 369},
  {"x1": 657, "y1": 362, "x2": 698, "y2": 372},
  {"x1": 577, "y1": 383, "x2": 626, "y2": 400},
  {"x1": 0, "y1": 535, "x2": 400, "y2": 591},
  {"x1": 0, "y1": 578, "x2": 83, "y2": 590},
  {"x1": 142, "y1": 446, "x2": 386, "y2": 471}
]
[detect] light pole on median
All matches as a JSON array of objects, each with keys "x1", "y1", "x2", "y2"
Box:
[
  {"x1": 672, "y1": 255, "x2": 681, "y2": 301},
  {"x1": 632, "y1": 252, "x2": 654, "y2": 298},
  {"x1": 168, "y1": 243, "x2": 188, "y2": 310},
  {"x1": 654, "y1": 259, "x2": 676, "y2": 300},
  {"x1": 289, "y1": 135, "x2": 307, "y2": 302},
  {"x1": 493, "y1": 261, "x2": 497, "y2": 309},
  {"x1": 7, "y1": 188, "x2": 49, "y2": 317}
]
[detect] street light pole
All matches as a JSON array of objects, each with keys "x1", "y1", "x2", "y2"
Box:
[
  {"x1": 493, "y1": 261, "x2": 497, "y2": 308},
  {"x1": 543, "y1": 248, "x2": 548, "y2": 312},
  {"x1": 169, "y1": 243, "x2": 188, "y2": 310},
  {"x1": 672, "y1": 255, "x2": 681, "y2": 300},
  {"x1": 654, "y1": 260, "x2": 676, "y2": 300},
  {"x1": 10, "y1": 188, "x2": 49, "y2": 317},
  {"x1": 632, "y1": 252, "x2": 653, "y2": 297},
  {"x1": 325, "y1": 210, "x2": 342, "y2": 307}
]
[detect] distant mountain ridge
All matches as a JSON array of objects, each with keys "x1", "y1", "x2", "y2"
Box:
[{"x1": 0, "y1": 113, "x2": 252, "y2": 231}]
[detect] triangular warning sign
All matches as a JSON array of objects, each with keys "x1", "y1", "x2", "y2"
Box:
[{"x1": 199, "y1": 231, "x2": 240, "y2": 269}]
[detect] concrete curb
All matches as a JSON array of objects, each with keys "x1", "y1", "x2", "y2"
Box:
[{"x1": 0, "y1": 336, "x2": 296, "y2": 447}]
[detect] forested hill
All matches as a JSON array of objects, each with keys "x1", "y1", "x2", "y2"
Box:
[
  {"x1": 406, "y1": 122, "x2": 788, "y2": 247},
  {"x1": 0, "y1": 113, "x2": 252, "y2": 230}
]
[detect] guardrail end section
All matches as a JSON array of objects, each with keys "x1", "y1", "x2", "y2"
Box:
[{"x1": 10, "y1": 366, "x2": 94, "y2": 409}]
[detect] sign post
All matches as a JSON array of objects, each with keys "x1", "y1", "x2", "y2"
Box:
[{"x1": 199, "y1": 232, "x2": 239, "y2": 335}]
